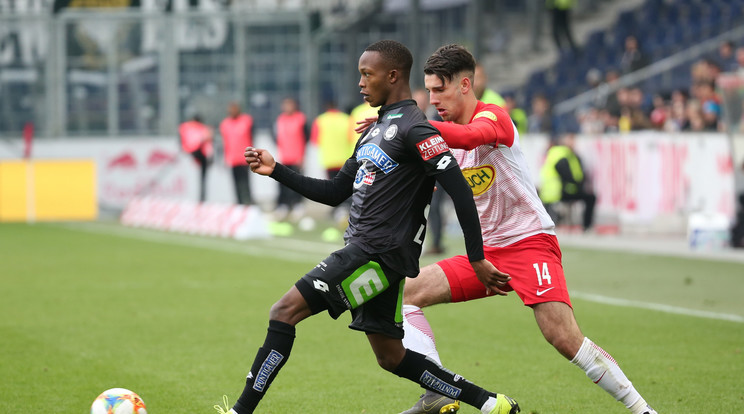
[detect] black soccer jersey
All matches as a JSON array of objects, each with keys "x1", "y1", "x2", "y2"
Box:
[{"x1": 337, "y1": 99, "x2": 460, "y2": 276}]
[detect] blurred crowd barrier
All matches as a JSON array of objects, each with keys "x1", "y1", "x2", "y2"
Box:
[{"x1": 1, "y1": 131, "x2": 740, "y2": 237}]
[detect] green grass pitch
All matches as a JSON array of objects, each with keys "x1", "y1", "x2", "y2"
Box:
[{"x1": 1, "y1": 221, "x2": 743, "y2": 413}]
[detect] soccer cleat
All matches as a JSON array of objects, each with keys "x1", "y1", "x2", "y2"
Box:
[
  {"x1": 399, "y1": 391, "x2": 460, "y2": 414},
  {"x1": 213, "y1": 395, "x2": 237, "y2": 414},
  {"x1": 641, "y1": 405, "x2": 658, "y2": 414},
  {"x1": 487, "y1": 394, "x2": 520, "y2": 414}
]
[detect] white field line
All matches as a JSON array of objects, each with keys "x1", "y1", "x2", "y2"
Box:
[
  {"x1": 571, "y1": 291, "x2": 744, "y2": 323},
  {"x1": 57, "y1": 222, "x2": 744, "y2": 323}
]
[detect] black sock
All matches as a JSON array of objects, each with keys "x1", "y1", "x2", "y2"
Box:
[
  {"x1": 392, "y1": 349, "x2": 491, "y2": 409},
  {"x1": 233, "y1": 320, "x2": 296, "y2": 414}
]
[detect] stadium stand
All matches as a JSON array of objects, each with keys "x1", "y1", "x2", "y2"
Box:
[{"x1": 515, "y1": 0, "x2": 744, "y2": 133}]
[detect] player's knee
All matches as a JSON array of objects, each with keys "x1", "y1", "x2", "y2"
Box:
[
  {"x1": 269, "y1": 296, "x2": 301, "y2": 322},
  {"x1": 403, "y1": 286, "x2": 426, "y2": 307},
  {"x1": 546, "y1": 331, "x2": 582, "y2": 359},
  {"x1": 375, "y1": 353, "x2": 402, "y2": 372}
]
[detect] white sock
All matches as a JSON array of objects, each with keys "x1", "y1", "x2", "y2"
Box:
[
  {"x1": 571, "y1": 337, "x2": 650, "y2": 413},
  {"x1": 402, "y1": 304, "x2": 442, "y2": 366},
  {"x1": 480, "y1": 396, "x2": 498, "y2": 414}
]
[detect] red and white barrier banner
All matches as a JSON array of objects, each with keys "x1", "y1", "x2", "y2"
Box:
[
  {"x1": 120, "y1": 196, "x2": 269, "y2": 240},
  {"x1": 576, "y1": 133, "x2": 737, "y2": 227}
]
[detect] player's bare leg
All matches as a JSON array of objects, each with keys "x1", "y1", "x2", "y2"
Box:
[{"x1": 533, "y1": 301, "x2": 656, "y2": 414}]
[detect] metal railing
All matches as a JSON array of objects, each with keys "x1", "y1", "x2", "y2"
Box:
[{"x1": 0, "y1": 1, "x2": 495, "y2": 138}]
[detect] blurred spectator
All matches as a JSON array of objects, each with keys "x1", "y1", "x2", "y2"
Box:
[
  {"x1": 599, "y1": 108, "x2": 619, "y2": 133},
  {"x1": 628, "y1": 87, "x2": 652, "y2": 130},
  {"x1": 695, "y1": 81, "x2": 722, "y2": 131},
  {"x1": 599, "y1": 69, "x2": 621, "y2": 118},
  {"x1": 620, "y1": 35, "x2": 649, "y2": 75},
  {"x1": 539, "y1": 134, "x2": 595, "y2": 232},
  {"x1": 413, "y1": 88, "x2": 441, "y2": 121},
  {"x1": 664, "y1": 89, "x2": 690, "y2": 131},
  {"x1": 693, "y1": 59, "x2": 722, "y2": 83},
  {"x1": 219, "y1": 101, "x2": 254, "y2": 205},
  {"x1": 311, "y1": 100, "x2": 353, "y2": 178},
  {"x1": 504, "y1": 94, "x2": 528, "y2": 135},
  {"x1": 274, "y1": 97, "x2": 308, "y2": 220},
  {"x1": 310, "y1": 100, "x2": 352, "y2": 222},
  {"x1": 547, "y1": 0, "x2": 578, "y2": 55},
  {"x1": 685, "y1": 99, "x2": 706, "y2": 131},
  {"x1": 528, "y1": 93, "x2": 553, "y2": 133},
  {"x1": 577, "y1": 106, "x2": 605, "y2": 134},
  {"x1": 618, "y1": 87, "x2": 652, "y2": 132},
  {"x1": 716, "y1": 40, "x2": 738, "y2": 72},
  {"x1": 179, "y1": 114, "x2": 214, "y2": 202},
  {"x1": 414, "y1": 88, "x2": 447, "y2": 255},
  {"x1": 648, "y1": 93, "x2": 670, "y2": 130},
  {"x1": 474, "y1": 64, "x2": 506, "y2": 107}
]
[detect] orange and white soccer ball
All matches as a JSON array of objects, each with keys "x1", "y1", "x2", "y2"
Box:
[{"x1": 90, "y1": 388, "x2": 147, "y2": 414}]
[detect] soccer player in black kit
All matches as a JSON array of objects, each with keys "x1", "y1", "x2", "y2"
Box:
[{"x1": 214, "y1": 40, "x2": 520, "y2": 414}]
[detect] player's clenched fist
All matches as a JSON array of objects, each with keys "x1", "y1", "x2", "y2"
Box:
[{"x1": 244, "y1": 146, "x2": 276, "y2": 176}]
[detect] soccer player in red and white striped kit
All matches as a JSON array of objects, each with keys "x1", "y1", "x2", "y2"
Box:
[{"x1": 397, "y1": 45, "x2": 658, "y2": 414}]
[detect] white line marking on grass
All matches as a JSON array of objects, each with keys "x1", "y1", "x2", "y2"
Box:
[
  {"x1": 571, "y1": 291, "x2": 744, "y2": 323},
  {"x1": 56, "y1": 222, "x2": 337, "y2": 263},
  {"x1": 57, "y1": 222, "x2": 744, "y2": 323}
]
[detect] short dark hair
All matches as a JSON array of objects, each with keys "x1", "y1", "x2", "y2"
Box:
[
  {"x1": 424, "y1": 44, "x2": 476, "y2": 84},
  {"x1": 365, "y1": 39, "x2": 413, "y2": 80}
]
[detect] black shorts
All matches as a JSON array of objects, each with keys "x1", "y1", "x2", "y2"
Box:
[{"x1": 296, "y1": 243, "x2": 406, "y2": 339}]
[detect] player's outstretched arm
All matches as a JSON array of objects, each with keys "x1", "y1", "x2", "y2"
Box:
[
  {"x1": 430, "y1": 118, "x2": 513, "y2": 151},
  {"x1": 246, "y1": 146, "x2": 354, "y2": 206}
]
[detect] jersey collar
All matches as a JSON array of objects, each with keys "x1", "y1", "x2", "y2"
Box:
[{"x1": 378, "y1": 99, "x2": 417, "y2": 116}]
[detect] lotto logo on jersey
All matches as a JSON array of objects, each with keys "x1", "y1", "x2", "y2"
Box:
[
  {"x1": 462, "y1": 165, "x2": 496, "y2": 195},
  {"x1": 417, "y1": 135, "x2": 449, "y2": 160}
]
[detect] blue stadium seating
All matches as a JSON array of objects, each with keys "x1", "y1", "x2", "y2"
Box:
[{"x1": 517, "y1": 0, "x2": 744, "y2": 132}]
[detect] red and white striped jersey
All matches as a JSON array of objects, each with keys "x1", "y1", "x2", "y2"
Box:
[{"x1": 431, "y1": 101, "x2": 555, "y2": 247}]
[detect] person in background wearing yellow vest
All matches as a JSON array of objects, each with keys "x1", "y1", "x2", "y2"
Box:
[
  {"x1": 310, "y1": 100, "x2": 352, "y2": 223},
  {"x1": 539, "y1": 133, "x2": 596, "y2": 231},
  {"x1": 547, "y1": 0, "x2": 579, "y2": 55},
  {"x1": 348, "y1": 100, "x2": 378, "y2": 140},
  {"x1": 474, "y1": 64, "x2": 505, "y2": 108}
]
